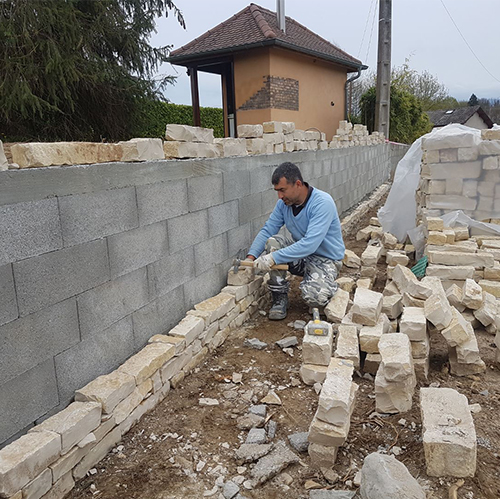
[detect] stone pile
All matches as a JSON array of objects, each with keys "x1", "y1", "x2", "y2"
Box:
[
  {"x1": 0, "y1": 266, "x2": 269, "y2": 499},
  {"x1": 417, "y1": 127, "x2": 500, "y2": 224},
  {"x1": 308, "y1": 358, "x2": 358, "y2": 468},
  {"x1": 375, "y1": 333, "x2": 416, "y2": 414},
  {"x1": 329, "y1": 121, "x2": 385, "y2": 149}
]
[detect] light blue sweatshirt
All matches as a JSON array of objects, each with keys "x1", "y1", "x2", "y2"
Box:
[{"x1": 248, "y1": 188, "x2": 345, "y2": 264}]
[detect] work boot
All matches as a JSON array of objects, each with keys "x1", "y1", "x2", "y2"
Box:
[{"x1": 269, "y1": 291, "x2": 289, "y2": 320}]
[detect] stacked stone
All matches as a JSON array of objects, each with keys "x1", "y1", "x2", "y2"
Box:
[
  {"x1": 299, "y1": 315, "x2": 334, "y2": 386},
  {"x1": 420, "y1": 387, "x2": 477, "y2": 477},
  {"x1": 417, "y1": 127, "x2": 500, "y2": 224},
  {"x1": 164, "y1": 124, "x2": 219, "y2": 159},
  {"x1": 0, "y1": 267, "x2": 268, "y2": 498},
  {"x1": 329, "y1": 121, "x2": 384, "y2": 149},
  {"x1": 308, "y1": 358, "x2": 358, "y2": 468},
  {"x1": 375, "y1": 333, "x2": 416, "y2": 414},
  {"x1": 261, "y1": 121, "x2": 284, "y2": 154}
]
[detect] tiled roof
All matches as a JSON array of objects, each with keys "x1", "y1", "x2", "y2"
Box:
[
  {"x1": 427, "y1": 106, "x2": 493, "y2": 128},
  {"x1": 168, "y1": 3, "x2": 364, "y2": 70}
]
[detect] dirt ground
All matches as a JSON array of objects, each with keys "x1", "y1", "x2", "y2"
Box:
[{"x1": 70, "y1": 198, "x2": 500, "y2": 499}]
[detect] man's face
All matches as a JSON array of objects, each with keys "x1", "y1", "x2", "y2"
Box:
[{"x1": 274, "y1": 177, "x2": 302, "y2": 205}]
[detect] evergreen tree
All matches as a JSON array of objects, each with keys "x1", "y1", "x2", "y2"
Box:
[
  {"x1": 0, "y1": 0, "x2": 184, "y2": 141},
  {"x1": 468, "y1": 93, "x2": 479, "y2": 106}
]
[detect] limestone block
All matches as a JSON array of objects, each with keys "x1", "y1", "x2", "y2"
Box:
[
  {"x1": 400, "y1": 307, "x2": 427, "y2": 341},
  {"x1": 402, "y1": 292, "x2": 425, "y2": 308},
  {"x1": 356, "y1": 226, "x2": 377, "y2": 241},
  {"x1": 428, "y1": 180, "x2": 446, "y2": 195},
  {"x1": 308, "y1": 408, "x2": 352, "y2": 447},
  {"x1": 317, "y1": 358, "x2": 356, "y2": 426},
  {"x1": 227, "y1": 268, "x2": 254, "y2": 285},
  {"x1": 481, "y1": 129, "x2": 500, "y2": 140},
  {"x1": 194, "y1": 293, "x2": 235, "y2": 323},
  {"x1": 375, "y1": 364, "x2": 415, "y2": 414},
  {"x1": 456, "y1": 331, "x2": 482, "y2": 364},
  {"x1": 370, "y1": 226, "x2": 384, "y2": 240},
  {"x1": 370, "y1": 217, "x2": 381, "y2": 227},
  {"x1": 274, "y1": 143, "x2": 284, "y2": 153},
  {"x1": 428, "y1": 250, "x2": 494, "y2": 268},
  {"x1": 214, "y1": 137, "x2": 247, "y2": 157},
  {"x1": 324, "y1": 289, "x2": 349, "y2": 322},
  {"x1": 168, "y1": 315, "x2": 205, "y2": 345},
  {"x1": 263, "y1": 121, "x2": 283, "y2": 133},
  {"x1": 343, "y1": 249, "x2": 361, "y2": 268},
  {"x1": 293, "y1": 129, "x2": 305, "y2": 140},
  {"x1": 449, "y1": 346, "x2": 486, "y2": 376},
  {"x1": 385, "y1": 251, "x2": 409, "y2": 267},
  {"x1": 351, "y1": 288, "x2": 383, "y2": 326},
  {"x1": 118, "y1": 342, "x2": 175, "y2": 385},
  {"x1": 424, "y1": 281, "x2": 453, "y2": 331},
  {"x1": 454, "y1": 226, "x2": 470, "y2": 241},
  {"x1": 308, "y1": 443, "x2": 338, "y2": 468},
  {"x1": 163, "y1": 141, "x2": 218, "y2": 159},
  {"x1": 113, "y1": 384, "x2": 148, "y2": 424},
  {"x1": 428, "y1": 195, "x2": 477, "y2": 211},
  {"x1": 440, "y1": 148, "x2": 458, "y2": 163},
  {"x1": 302, "y1": 327, "x2": 334, "y2": 366},
  {"x1": 363, "y1": 353, "x2": 381, "y2": 374},
  {"x1": 361, "y1": 245, "x2": 382, "y2": 266},
  {"x1": 361, "y1": 265, "x2": 377, "y2": 278},
  {"x1": 245, "y1": 138, "x2": 265, "y2": 154},
  {"x1": 383, "y1": 281, "x2": 400, "y2": 296},
  {"x1": 21, "y1": 467, "x2": 52, "y2": 499},
  {"x1": 263, "y1": 132, "x2": 284, "y2": 145},
  {"x1": 478, "y1": 279, "x2": 500, "y2": 297},
  {"x1": 420, "y1": 387, "x2": 476, "y2": 477},
  {"x1": 427, "y1": 231, "x2": 447, "y2": 245},
  {"x1": 458, "y1": 147, "x2": 479, "y2": 162},
  {"x1": 0, "y1": 431, "x2": 61, "y2": 497},
  {"x1": 30, "y1": 402, "x2": 101, "y2": 455},
  {"x1": 221, "y1": 284, "x2": 249, "y2": 302},
  {"x1": 166, "y1": 123, "x2": 214, "y2": 142},
  {"x1": 426, "y1": 264, "x2": 475, "y2": 280},
  {"x1": 411, "y1": 333, "x2": 430, "y2": 359},
  {"x1": 445, "y1": 177, "x2": 464, "y2": 195},
  {"x1": 429, "y1": 161, "x2": 482, "y2": 180},
  {"x1": 119, "y1": 138, "x2": 164, "y2": 162},
  {"x1": 392, "y1": 265, "x2": 432, "y2": 300},
  {"x1": 483, "y1": 156, "x2": 499, "y2": 170},
  {"x1": 305, "y1": 130, "x2": 321, "y2": 140},
  {"x1": 75, "y1": 370, "x2": 136, "y2": 414},
  {"x1": 149, "y1": 334, "x2": 186, "y2": 355},
  {"x1": 359, "y1": 323, "x2": 384, "y2": 354},
  {"x1": 334, "y1": 325, "x2": 360, "y2": 368},
  {"x1": 299, "y1": 364, "x2": 329, "y2": 385},
  {"x1": 357, "y1": 277, "x2": 373, "y2": 290},
  {"x1": 336, "y1": 277, "x2": 355, "y2": 293},
  {"x1": 0, "y1": 140, "x2": 8, "y2": 171},
  {"x1": 45, "y1": 472, "x2": 74, "y2": 499},
  {"x1": 379, "y1": 333, "x2": 414, "y2": 382},
  {"x1": 446, "y1": 284, "x2": 465, "y2": 312},
  {"x1": 382, "y1": 294, "x2": 403, "y2": 319},
  {"x1": 473, "y1": 292, "x2": 498, "y2": 326},
  {"x1": 441, "y1": 307, "x2": 474, "y2": 347},
  {"x1": 427, "y1": 217, "x2": 444, "y2": 231},
  {"x1": 11, "y1": 142, "x2": 99, "y2": 168},
  {"x1": 381, "y1": 232, "x2": 398, "y2": 249}
]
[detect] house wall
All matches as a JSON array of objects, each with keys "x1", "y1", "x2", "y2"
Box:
[
  {"x1": 465, "y1": 113, "x2": 489, "y2": 130},
  {"x1": 0, "y1": 143, "x2": 408, "y2": 447},
  {"x1": 234, "y1": 47, "x2": 348, "y2": 140}
]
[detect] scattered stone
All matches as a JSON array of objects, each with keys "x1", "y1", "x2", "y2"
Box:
[
  {"x1": 244, "y1": 338, "x2": 268, "y2": 350},
  {"x1": 249, "y1": 405, "x2": 267, "y2": 418},
  {"x1": 232, "y1": 373, "x2": 243, "y2": 384},
  {"x1": 294, "y1": 320, "x2": 307, "y2": 329},
  {"x1": 310, "y1": 490, "x2": 355, "y2": 498},
  {"x1": 359, "y1": 452, "x2": 425, "y2": 499},
  {"x1": 334, "y1": 325, "x2": 360, "y2": 368},
  {"x1": 343, "y1": 249, "x2": 361, "y2": 268},
  {"x1": 308, "y1": 443, "x2": 338, "y2": 468},
  {"x1": 246, "y1": 428, "x2": 267, "y2": 445},
  {"x1": 250, "y1": 441, "x2": 299, "y2": 485},
  {"x1": 288, "y1": 432, "x2": 309, "y2": 453},
  {"x1": 276, "y1": 337, "x2": 298, "y2": 349},
  {"x1": 222, "y1": 480, "x2": 240, "y2": 499},
  {"x1": 313, "y1": 382, "x2": 322, "y2": 395},
  {"x1": 325, "y1": 289, "x2": 350, "y2": 322},
  {"x1": 203, "y1": 486, "x2": 219, "y2": 497},
  {"x1": 351, "y1": 288, "x2": 383, "y2": 326},
  {"x1": 305, "y1": 480, "x2": 322, "y2": 490},
  {"x1": 261, "y1": 391, "x2": 282, "y2": 405},
  {"x1": 235, "y1": 443, "x2": 274, "y2": 463},
  {"x1": 469, "y1": 403, "x2": 481, "y2": 413},
  {"x1": 300, "y1": 364, "x2": 329, "y2": 385},
  {"x1": 199, "y1": 398, "x2": 219, "y2": 407},
  {"x1": 266, "y1": 420, "x2": 277, "y2": 440},
  {"x1": 303, "y1": 327, "x2": 334, "y2": 366}
]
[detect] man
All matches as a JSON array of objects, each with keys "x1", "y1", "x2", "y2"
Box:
[{"x1": 246, "y1": 162, "x2": 345, "y2": 320}]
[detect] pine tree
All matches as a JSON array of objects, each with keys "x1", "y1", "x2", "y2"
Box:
[
  {"x1": 468, "y1": 93, "x2": 479, "y2": 106},
  {"x1": 0, "y1": 0, "x2": 184, "y2": 141}
]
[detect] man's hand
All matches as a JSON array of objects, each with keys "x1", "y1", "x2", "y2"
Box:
[{"x1": 254, "y1": 253, "x2": 275, "y2": 272}]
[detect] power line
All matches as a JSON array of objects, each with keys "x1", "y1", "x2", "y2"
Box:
[
  {"x1": 357, "y1": 0, "x2": 377, "y2": 59},
  {"x1": 439, "y1": 0, "x2": 500, "y2": 84},
  {"x1": 365, "y1": 0, "x2": 378, "y2": 65}
]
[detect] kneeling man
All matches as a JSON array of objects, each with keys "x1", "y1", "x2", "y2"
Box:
[{"x1": 247, "y1": 162, "x2": 345, "y2": 320}]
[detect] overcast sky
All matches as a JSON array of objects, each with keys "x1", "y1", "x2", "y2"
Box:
[{"x1": 151, "y1": 0, "x2": 500, "y2": 108}]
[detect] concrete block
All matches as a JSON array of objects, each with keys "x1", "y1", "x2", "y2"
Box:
[
  {"x1": 0, "y1": 359, "x2": 59, "y2": 446},
  {"x1": 77, "y1": 267, "x2": 148, "y2": 337},
  {"x1": 183, "y1": 266, "x2": 224, "y2": 310},
  {"x1": 237, "y1": 124, "x2": 263, "y2": 138},
  {"x1": 136, "y1": 178, "x2": 189, "y2": 226},
  {"x1": 227, "y1": 222, "x2": 251, "y2": 258},
  {"x1": 382, "y1": 294, "x2": 403, "y2": 320},
  {"x1": 194, "y1": 233, "x2": 229, "y2": 276},
  {"x1": 239, "y1": 192, "x2": 263, "y2": 225},
  {"x1": 55, "y1": 316, "x2": 135, "y2": 404},
  {"x1": 462, "y1": 278, "x2": 483, "y2": 310},
  {"x1": 187, "y1": 174, "x2": 223, "y2": 211},
  {"x1": 208, "y1": 200, "x2": 239, "y2": 237},
  {"x1": 303, "y1": 327, "x2": 334, "y2": 366},
  {"x1": 324, "y1": 289, "x2": 349, "y2": 322},
  {"x1": 59, "y1": 187, "x2": 138, "y2": 247},
  {"x1": 223, "y1": 169, "x2": 250, "y2": 202},
  {"x1": 334, "y1": 325, "x2": 360, "y2": 368},
  {"x1": 420, "y1": 387, "x2": 476, "y2": 477},
  {"x1": 166, "y1": 124, "x2": 214, "y2": 142},
  {"x1": 351, "y1": 288, "x2": 383, "y2": 326},
  {"x1": 400, "y1": 307, "x2": 427, "y2": 341},
  {"x1": 168, "y1": 315, "x2": 205, "y2": 345},
  {"x1": 148, "y1": 247, "x2": 194, "y2": 297},
  {"x1": 483, "y1": 155, "x2": 499, "y2": 170},
  {"x1": 167, "y1": 210, "x2": 209, "y2": 253},
  {"x1": 0, "y1": 431, "x2": 60, "y2": 497},
  {"x1": 30, "y1": 402, "x2": 101, "y2": 455},
  {"x1": 0, "y1": 198, "x2": 62, "y2": 266},
  {"x1": 0, "y1": 264, "x2": 18, "y2": 326},
  {"x1": 108, "y1": 221, "x2": 168, "y2": 279},
  {"x1": 119, "y1": 138, "x2": 164, "y2": 161},
  {"x1": 299, "y1": 364, "x2": 329, "y2": 385}
]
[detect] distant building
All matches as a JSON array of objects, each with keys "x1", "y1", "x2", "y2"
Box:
[
  {"x1": 427, "y1": 105, "x2": 493, "y2": 130},
  {"x1": 167, "y1": 3, "x2": 366, "y2": 139}
]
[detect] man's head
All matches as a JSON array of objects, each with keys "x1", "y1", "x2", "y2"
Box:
[{"x1": 271, "y1": 162, "x2": 307, "y2": 206}]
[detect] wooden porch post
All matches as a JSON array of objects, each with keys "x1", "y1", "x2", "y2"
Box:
[{"x1": 188, "y1": 67, "x2": 201, "y2": 127}]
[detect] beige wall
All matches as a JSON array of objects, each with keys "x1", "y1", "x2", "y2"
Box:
[{"x1": 233, "y1": 46, "x2": 349, "y2": 140}]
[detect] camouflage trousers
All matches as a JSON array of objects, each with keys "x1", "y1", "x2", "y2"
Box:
[{"x1": 265, "y1": 234, "x2": 343, "y2": 307}]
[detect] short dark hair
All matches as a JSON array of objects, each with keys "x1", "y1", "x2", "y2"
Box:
[{"x1": 271, "y1": 162, "x2": 304, "y2": 185}]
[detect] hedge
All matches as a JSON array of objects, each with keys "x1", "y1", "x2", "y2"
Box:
[{"x1": 134, "y1": 101, "x2": 224, "y2": 138}]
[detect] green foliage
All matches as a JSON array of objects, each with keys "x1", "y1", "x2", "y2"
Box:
[
  {"x1": 0, "y1": 0, "x2": 184, "y2": 142},
  {"x1": 468, "y1": 93, "x2": 479, "y2": 106},
  {"x1": 360, "y1": 86, "x2": 432, "y2": 144},
  {"x1": 134, "y1": 101, "x2": 224, "y2": 138}
]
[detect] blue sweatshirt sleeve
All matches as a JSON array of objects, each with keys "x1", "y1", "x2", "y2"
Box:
[
  {"x1": 272, "y1": 197, "x2": 335, "y2": 264},
  {"x1": 247, "y1": 201, "x2": 285, "y2": 258}
]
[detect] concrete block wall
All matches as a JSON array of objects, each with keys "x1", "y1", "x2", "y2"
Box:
[{"x1": 0, "y1": 143, "x2": 408, "y2": 447}]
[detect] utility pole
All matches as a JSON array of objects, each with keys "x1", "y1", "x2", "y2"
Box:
[{"x1": 375, "y1": 0, "x2": 391, "y2": 139}]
